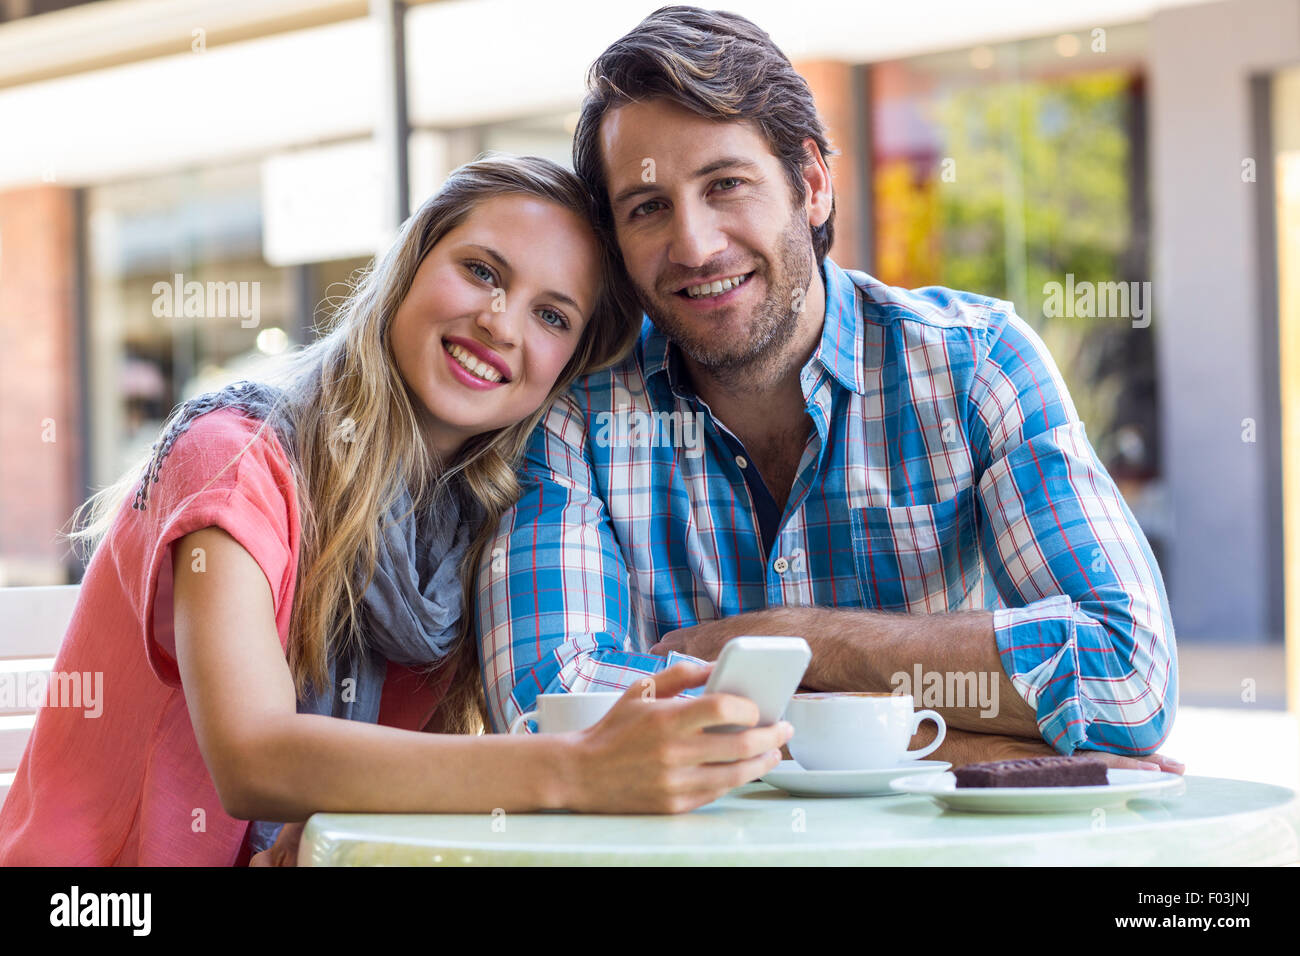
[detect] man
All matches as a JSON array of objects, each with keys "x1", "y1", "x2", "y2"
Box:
[{"x1": 475, "y1": 5, "x2": 1181, "y2": 772}]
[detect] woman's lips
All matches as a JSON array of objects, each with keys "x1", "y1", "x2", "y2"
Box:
[
  {"x1": 443, "y1": 340, "x2": 508, "y2": 390},
  {"x1": 443, "y1": 335, "x2": 512, "y2": 381}
]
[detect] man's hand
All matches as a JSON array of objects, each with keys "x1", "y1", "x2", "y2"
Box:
[
  {"x1": 649, "y1": 610, "x2": 819, "y2": 660},
  {"x1": 1078, "y1": 749, "x2": 1185, "y2": 775},
  {"x1": 650, "y1": 618, "x2": 740, "y2": 661},
  {"x1": 925, "y1": 726, "x2": 1185, "y2": 773}
]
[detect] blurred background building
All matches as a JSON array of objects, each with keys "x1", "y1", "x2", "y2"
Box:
[{"x1": 0, "y1": 0, "x2": 1298, "y2": 745}]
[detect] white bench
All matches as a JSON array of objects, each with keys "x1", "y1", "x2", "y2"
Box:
[{"x1": 0, "y1": 585, "x2": 79, "y2": 808}]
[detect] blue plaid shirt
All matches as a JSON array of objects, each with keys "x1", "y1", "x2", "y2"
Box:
[{"x1": 475, "y1": 257, "x2": 1177, "y2": 755}]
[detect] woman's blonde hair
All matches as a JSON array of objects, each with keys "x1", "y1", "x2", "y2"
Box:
[{"x1": 66, "y1": 154, "x2": 642, "y2": 735}]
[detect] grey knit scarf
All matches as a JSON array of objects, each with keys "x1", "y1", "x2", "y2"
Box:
[{"x1": 133, "y1": 380, "x2": 474, "y2": 855}]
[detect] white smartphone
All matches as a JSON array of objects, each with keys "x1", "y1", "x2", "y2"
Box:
[{"x1": 702, "y1": 636, "x2": 812, "y2": 733}]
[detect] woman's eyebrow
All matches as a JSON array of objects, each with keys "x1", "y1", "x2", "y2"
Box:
[
  {"x1": 468, "y1": 243, "x2": 582, "y2": 314},
  {"x1": 545, "y1": 289, "x2": 582, "y2": 313},
  {"x1": 468, "y1": 243, "x2": 513, "y2": 274}
]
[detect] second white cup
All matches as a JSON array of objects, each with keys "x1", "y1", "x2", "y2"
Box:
[
  {"x1": 785, "y1": 692, "x2": 946, "y2": 770},
  {"x1": 508, "y1": 692, "x2": 622, "y2": 734}
]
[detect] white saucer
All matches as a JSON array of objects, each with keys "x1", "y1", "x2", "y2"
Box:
[
  {"x1": 760, "y1": 759, "x2": 951, "y2": 797},
  {"x1": 889, "y1": 768, "x2": 1186, "y2": 813}
]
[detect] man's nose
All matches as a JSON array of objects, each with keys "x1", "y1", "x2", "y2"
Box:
[{"x1": 667, "y1": 202, "x2": 726, "y2": 269}]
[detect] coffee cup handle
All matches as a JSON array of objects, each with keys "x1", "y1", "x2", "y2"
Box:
[
  {"x1": 905, "y1": 709, "x2": 946, "y2": 759},
  {"x1": 508, "y1": 710, "x2": 538, "y2": 735}
]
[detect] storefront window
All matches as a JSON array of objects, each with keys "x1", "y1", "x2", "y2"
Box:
[
  {"x1": 85, "y1": 163, "x2": 371, "y2": 488},
  {"x1": 870, "y1": 24, "x2": 1163, "y2": 554}
]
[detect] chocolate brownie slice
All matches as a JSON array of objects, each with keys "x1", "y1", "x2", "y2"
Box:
[{"x1": 953, "y1": 755, "x2": 1109, "y2": 788}]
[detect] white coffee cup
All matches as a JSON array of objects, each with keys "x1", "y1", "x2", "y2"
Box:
[
  {"x1": 785, "y1": 692, "x2": 946, "y2": 770},
  {"x1": 508, "y1": 692, "x2": 622, "y2": 734}
]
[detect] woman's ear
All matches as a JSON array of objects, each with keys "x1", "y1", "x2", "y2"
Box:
[{"x1": 801, "y1": 138, "x2": 833, "y2": 229}]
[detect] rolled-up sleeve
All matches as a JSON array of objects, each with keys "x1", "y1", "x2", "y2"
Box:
[
  {"x1": 474, "y1": 393, "x2": 697, "y2": 732},
  {"x1": 968, "y1": 309, "x2": 1177, "y2": 755}
]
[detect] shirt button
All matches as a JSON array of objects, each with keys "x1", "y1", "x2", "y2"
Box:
[
  {"x1": 773, "y1": 556, "x2": 789, "y2": 574},
  {"x1": 735, "y1": 455, "x2": 748, "y2": 469}
]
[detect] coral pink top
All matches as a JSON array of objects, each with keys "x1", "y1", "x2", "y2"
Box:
[{"x1": 0, "y1": 408, "x2": 454, "y2": 866}]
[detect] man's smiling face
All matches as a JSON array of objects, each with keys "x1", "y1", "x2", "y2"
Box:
[{"x1": 600, "y1": 97, "x2": 823, "y2": 377}]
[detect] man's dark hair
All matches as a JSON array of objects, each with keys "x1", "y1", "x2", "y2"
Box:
[{"x1": 572, "y1": 5, "x2": 838, "y2": 264}]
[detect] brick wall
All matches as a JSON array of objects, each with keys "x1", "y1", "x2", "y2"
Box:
[
  {"x1": 0, "y1": 184, "x2": 82, "y2": 585},
  {"x1": 793, "y1": 59, "x2": 867, "y2": 273}
]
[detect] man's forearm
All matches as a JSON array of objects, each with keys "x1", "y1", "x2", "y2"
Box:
[{"x1": 668, "y1": 605, "x2": 1042, "y2": 738}]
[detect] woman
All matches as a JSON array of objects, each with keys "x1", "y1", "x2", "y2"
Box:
[{"x1": 0, "y1": 156, "x2": 790, "y2": 866}]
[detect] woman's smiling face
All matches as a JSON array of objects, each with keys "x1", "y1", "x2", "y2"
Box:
[{"x1": 389, "y1": 192, "x2": 602, "y2": 459}]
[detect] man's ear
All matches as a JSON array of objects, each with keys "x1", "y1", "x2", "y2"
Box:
[{"x1": 800, "y1": 138, "x2": 833, "y2": 229}]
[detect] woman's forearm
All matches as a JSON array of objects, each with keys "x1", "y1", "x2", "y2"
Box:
[
  {"x1": 172, "y1": 527, "x2": 582, "y2": 822},
  {"x1": 227, "y1": 715, "x2": 574, "y2": 821}
]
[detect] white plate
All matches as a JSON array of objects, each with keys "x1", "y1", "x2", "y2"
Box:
[
  {"x1": 760, "y1": 759, "x2": 951, "y2": 797},
  {"x1": 889, "y1": 768, "x2": 1186, "y2": 812}
]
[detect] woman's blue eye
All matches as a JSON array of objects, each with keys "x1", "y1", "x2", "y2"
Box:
[
  {"x1": 539, "y1": 308, "x2": 569, "y2": 330},
  {"x1": 467, "y1": 261, "x2": 496, "y2": 283}
]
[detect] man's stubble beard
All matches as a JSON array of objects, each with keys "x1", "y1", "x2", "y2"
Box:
[{"x1": 637, "y1": 204, "x2": 815, "y2": 391}]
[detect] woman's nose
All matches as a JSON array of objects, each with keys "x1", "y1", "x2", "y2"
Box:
[{"x1": 475, "y1": 297, "x2": 523, "y2": 347}]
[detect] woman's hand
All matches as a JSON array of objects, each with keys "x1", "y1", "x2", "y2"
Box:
[
  {"x1": 249, "y1": 822, "x2": 306, "y2": 867},
  {"x1": 561, "y1": 662, "x2": 792, "y2": 814}
]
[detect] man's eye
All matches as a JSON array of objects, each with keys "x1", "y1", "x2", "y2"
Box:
[
  {"x1": 631, "y1": 199, "x2": 664, "y2": 218},
  {"x1": 714, "y1": 177, "x2": 743, "y2": 192},
  {"x1": 538, "y1": 308, "x2": 570, "y2": 330},
  {"x1": 467, "y1": 261, "x2": 496, "y2": 283}
]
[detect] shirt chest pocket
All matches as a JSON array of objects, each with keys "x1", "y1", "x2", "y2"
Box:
[{"x1": 850, "y1": 485, "x2": 981, "y2": 613}]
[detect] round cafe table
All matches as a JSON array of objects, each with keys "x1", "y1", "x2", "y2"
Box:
[{"x1": 297, "y1": 775, "x2": 1299, "y2": 866}]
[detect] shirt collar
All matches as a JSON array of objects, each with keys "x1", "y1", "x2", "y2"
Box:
[
  {"x1": 642, "y1": 256, "x2": 866, "y2": 399},
  {"x1": 642, "y1": 314, "x2": 691, "y2": 401},
  {"x1": 811, "y1": 257, "x2": 867, "y2": 396}
]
